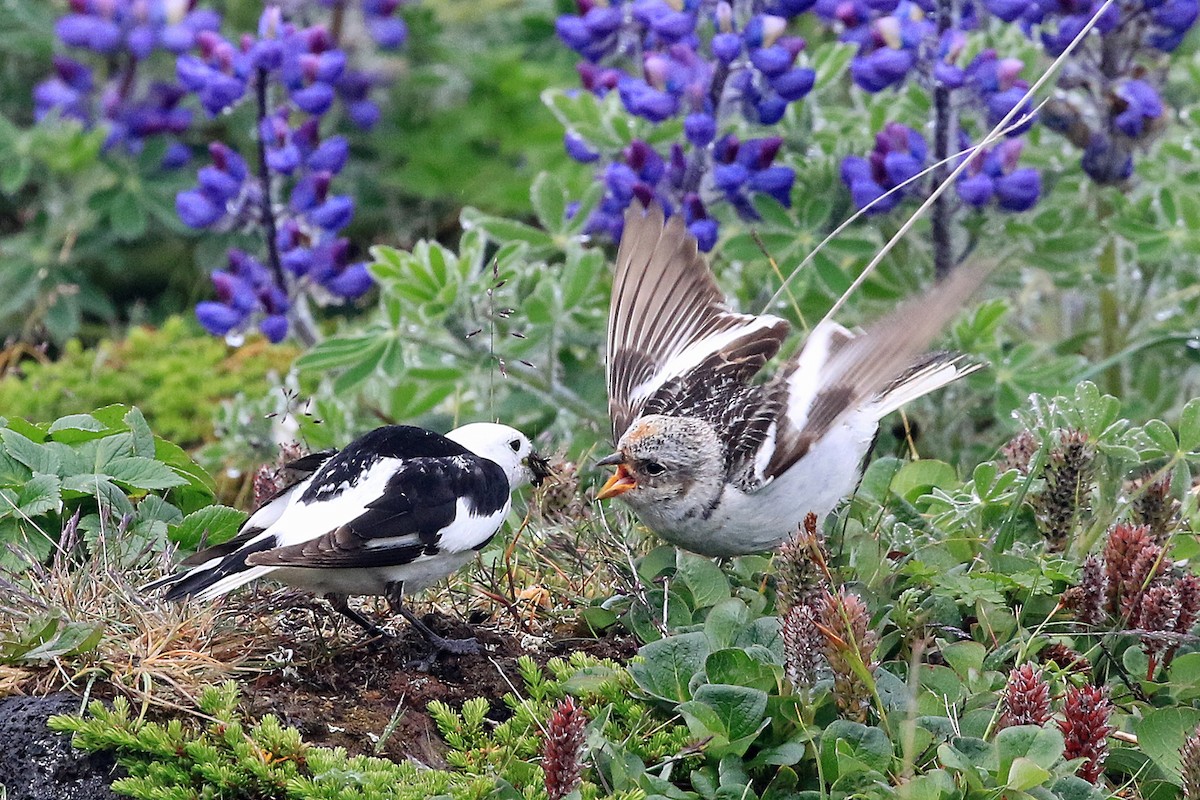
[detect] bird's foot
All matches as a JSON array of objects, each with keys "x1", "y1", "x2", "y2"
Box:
[{"x1": 405, "y1": 635, "x2": 479, "y2": 671}]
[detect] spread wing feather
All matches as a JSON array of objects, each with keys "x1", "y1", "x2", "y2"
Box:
[
  {"x1": 764, "y1": 263, "x2": 993, "y2": 478},
  {"x1": 607, "y1": 202, "x2": 790, "y2": 444}
]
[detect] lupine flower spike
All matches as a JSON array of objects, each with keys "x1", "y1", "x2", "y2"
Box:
[{"x1": 556, "y1": 1, "x2": 814, "y2": 248}]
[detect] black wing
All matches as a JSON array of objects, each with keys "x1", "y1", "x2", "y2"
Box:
[{"x1": 245, "y1": 452, "x2": 510, "y2": 570}]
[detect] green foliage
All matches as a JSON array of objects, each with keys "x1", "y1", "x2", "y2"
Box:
[
  {"x1": 0, "y1": 403, "x2": 239, "y2": 571},
  {"x1": 295, "y1": 172, "x2": 611, "y2": 451},
  {"x1": 0, "y1": 317, "x2": 302, "y2": 448},
  {"x1": 52, "y1": 655, "x2": 684, "y2": 800}
]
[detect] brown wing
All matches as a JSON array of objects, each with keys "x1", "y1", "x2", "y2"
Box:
[
  {"x1": 607, "y1": 202, "x2": 790, "y2": 442},
  {"x1": 764, "y1": 262, "x2": 993, "y2": 478}
]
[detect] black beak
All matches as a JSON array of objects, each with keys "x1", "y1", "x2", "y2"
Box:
[
  {"x1": 527, "y1": 451, "x2": 553, "y2": 486},
  {"x1": 595, "y1": 452, "x2": 624, "y2": 467}
]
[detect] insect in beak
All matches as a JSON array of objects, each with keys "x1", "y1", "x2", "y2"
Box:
[
  {"x1": 596, "y1": 459, "x2": 636, "y2": 500},
  {"x1": 525, "y1": 452, "x2": 553, "y2": 486}
]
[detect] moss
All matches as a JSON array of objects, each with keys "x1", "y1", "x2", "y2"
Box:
[{"x1": 0, "y1": 317, "x2": 302, "y2": 449}]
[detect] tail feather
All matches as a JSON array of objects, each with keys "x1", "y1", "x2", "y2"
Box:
[
  {"x1": 160, "y1": 535, "x2": 279, "y2": 602},
  {"x1": 867, "y1": 351, "x2": 982, "y2": 419}
]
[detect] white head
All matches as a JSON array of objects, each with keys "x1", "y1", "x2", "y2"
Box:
[
  {"x1": 596, "y1": 414, "x2": 726, "y2": 520},
  {"x1": 446, "y1": 422, "x2": 551, "y2": 489}
]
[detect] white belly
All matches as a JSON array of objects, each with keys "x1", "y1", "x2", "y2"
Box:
[
  {"x1": 643, "y1": 414, "x2": 878, "y2": 556},
  {"x1": 269, "y1": 551, "x2": 476, "y2": 597}
]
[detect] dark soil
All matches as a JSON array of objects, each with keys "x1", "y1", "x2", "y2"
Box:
[
  {"x1": 0, "y1": 693, "x2": 122, "y2": 800},
  {"x1": 240, "y1": 610, "x2": 636, "y2": 765},
  {"x1": 0, "y1": 606, "x2": 635, "y2": 798}
]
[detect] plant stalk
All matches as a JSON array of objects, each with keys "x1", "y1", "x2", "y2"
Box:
[
  {"x1": 931, "y1": 0, "x2": 957, "y2": 279},
  {"x1": 254, "y1": 67, "x2": 319, "y2": 347}
]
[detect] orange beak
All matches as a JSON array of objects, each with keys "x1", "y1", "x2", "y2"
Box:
[{"x1": 597, "y1": 463, "x2": 637, "y2": 500}]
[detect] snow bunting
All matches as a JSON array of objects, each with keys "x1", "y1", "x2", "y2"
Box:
[
  {"x1": 596, "y1": 202, "x2": 989, "y2": 556},
  {"x1": 150, "y1": 423, "x2": 551, "y2": 654}
]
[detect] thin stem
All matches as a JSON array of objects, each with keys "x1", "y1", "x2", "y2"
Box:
[
  {"x1": 254, "y1": 68, "x2": 286, "y2": 293},
  {"x1": 931, "y1": 0, "x2": 957, "y2": 279},
  {"x1": 254, "y1": 67, "x2": 319, "y2": 347},
  {"x1": 1095, "y1": 193, "x2": 1122, "y2": 396}
]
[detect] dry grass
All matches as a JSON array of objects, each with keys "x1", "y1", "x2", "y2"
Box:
[{"x1": 0, "y1": 516, "x2": 278, "y2": 714}]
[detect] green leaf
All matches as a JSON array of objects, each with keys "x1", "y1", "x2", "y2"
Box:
[
  {"x1": 676, "y1": 552, "x2": 731, "y2": 609},
  {"x1": 17, "y1": 473, "x2": 61, "y2": 517},
  {"x1": 995, "y1": 725, "x2": 1064, "y2": 783},
  {"x1": 47, "y1": 414, "x2": 106, "y2": 437},
  {"x1": 704, "y1": 597, "x2": 752, "y2": 650},
  {"x1": 940, "y1": 640, "x2": 987, "y2": 679},
  {"x1": 296, "y1": 334, "x2": 383, "y2": 372},
  {"x1": 460, "y1": 207, "x2": 554, "y2": 252},
  {"x1": 678, "y1": 684, "x2": 770, "y2": 757},
  {"x1": 1, "y1": 429, "x2": 61, "y2": 475},
  {"x1": 529, "y1": 172, "x2": 568, "y2": 232},
  {"x1": 705, "y1": 648, "x2": 781, "y2": 692},
  {"x1": 891, "y1": 460, "x2": 958, "y2": 502},
  {"x1": 124, "y1": 407, "x2": 155, "y2": 458},
  {"x1": 105, "y1": 457, "x2": 188, "y2": 491},
  {"x1": 820, "y1": 721, "x2": 894, "y2": 781},
  {"x1": 22, "y1": 620, "x2": 104, "y2": 661},
  {"x1": 1181, "y1": 398, "x2": 1200, "y2": 452},
  {"x1": 1006, "y1": 757, "x2": 1051, "y2": 791},
  {"x1": 170, "y1": 505, "x2": 248, "y2": 552},
  {"x1": 1136, "y1": 707, "x2": 1200, "y2": 784},
  {"x1": 629, "y1": 631, "x2": 709, "y2": 703},
  {"x1": 109, "y1": 191, "x2": 148, "y2": 240},
  {"x1": 1143, "y1": 419, "x2": 1179, "y2": 455}
]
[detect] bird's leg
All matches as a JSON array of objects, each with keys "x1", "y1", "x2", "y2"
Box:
[
  {"x1": 324, "y1": 592, "x2": 391, "y2": 638},
  {"x1": 385, "y1": 583, "x2": 480, "y2": 662}
]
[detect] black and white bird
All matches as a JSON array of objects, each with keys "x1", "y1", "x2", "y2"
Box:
[
  {"x1": 596, "y1": 202, "x2": 989, "y2": 557},
  {"x1": 150, "y1": 422, "x2": 551, "y2": 654}
]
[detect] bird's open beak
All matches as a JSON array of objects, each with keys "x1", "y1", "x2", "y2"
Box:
[
  {"x1": 525, "y1": 451, "x2": 553, "y2": 487},
  {"x1": 596, "y1": 457, "x2": 636, "y2": 500}
]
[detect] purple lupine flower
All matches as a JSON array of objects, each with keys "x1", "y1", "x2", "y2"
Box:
[
  {"x1": 1113, "y1": 79, "x2": 1163, "y2": 137},
  {"x1": 555, "y1": 0, "x2": 813, "y2": 245},
  {"x1": 841, "y1": 122, "x2": 927, "y2": 214},
  {"x1": 364, "y1": 0, "x2": 409, "y2": 49}
]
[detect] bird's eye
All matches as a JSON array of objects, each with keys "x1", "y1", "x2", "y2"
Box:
[
  {"x1": 644, "y1": 461, "x2": 666, "y2": 476},
  {"x1": 509, "y1": 439, "x2": 522, "y2": 452}
]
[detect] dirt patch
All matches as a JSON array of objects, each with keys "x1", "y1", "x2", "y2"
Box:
[{"x1": 239, "y1": 610, "x2": 636, "y2": 765}]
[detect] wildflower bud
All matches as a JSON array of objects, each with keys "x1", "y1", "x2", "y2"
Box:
[
  {"x1": 1032, "y1": 429, "x2": 1095, "y2": 549},
  {"x1": 1039, "y1": 642, "x2": 1091, "y2": 674},
  {"x1": 818, "y1": 588, "x2": 878, "y2": 723},
  {"x1": 1176, "y1": 573, "x2": 1200, "y2": 637},
  {"x1": 998, "y1": 664, "x2": 1052, "y2": 730},
  {"x1": 776, "y1": 519, "x2": 829, "y2": 612},
  {"x1": 1072, "y1": 554, "x2": 1108, "y2": 626},
  {"x1": 1121, "y1": 541, "x2": 1168, "y2": 622},
  {"x1": 1059, "y1": 685, "x2": 1114, "y2": 784},
  {"x1": 1131, "y1": 474, "x2": 1179, "y2": 543},
  {"x1": 543, "y1": 697, "x2": 587, "y2": 800},
  {"x1": 1181, "y1": 723, "x2": 1200, "y2": 799},
  {"x1": 1138, "y1": 583, "x2": 1180, "y2": 678},
  {"x1": 783, "y1": 604, "x2": 824, "y2": 690},
  {"x1": 1103, "y1": 522, "x2": 1154, "y2": 615},
  {"x1": 999, "y1": 430, "x2": 1038, "y2": 474}
]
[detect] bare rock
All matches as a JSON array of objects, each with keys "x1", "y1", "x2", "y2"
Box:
[{"x1": 0, "y1": 694, "x2": 121, "y2": 800}]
